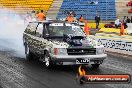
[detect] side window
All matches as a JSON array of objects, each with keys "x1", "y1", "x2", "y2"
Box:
[
  {"x1": 25, "y1": 23, "x2": 38, "y2": 35},
  {"x1": 36, "y1": 23, "x2": 43, "y2": 37}
]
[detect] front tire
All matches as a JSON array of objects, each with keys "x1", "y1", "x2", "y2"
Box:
[{"x1": 44, "y1": 52, "x2": 53, "y2": 68}]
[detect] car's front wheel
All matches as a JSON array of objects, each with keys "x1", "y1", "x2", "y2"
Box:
[
  {"x1": 91, "y1": 64, "x2": 100, "y2": 69},
  {"x1": 44, "y1": 52, "x2": 53, "y2": 68}
]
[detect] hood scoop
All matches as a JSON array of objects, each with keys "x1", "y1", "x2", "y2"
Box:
[{"x1": 63, "y1": 34, "x2": 85, "y2": 46}]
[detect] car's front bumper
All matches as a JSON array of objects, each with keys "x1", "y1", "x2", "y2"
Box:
[{"x1": 51, "y1": 54, "x2": 107, "y2": 65}]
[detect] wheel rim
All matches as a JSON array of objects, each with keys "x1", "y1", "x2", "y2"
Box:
[{"x1": 45, "y1": 55, "x2": 50, "y2": 67}]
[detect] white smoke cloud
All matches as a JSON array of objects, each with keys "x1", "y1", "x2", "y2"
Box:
[{"x1": 0, "y1": 8, "x2": 27, "y2": 58}]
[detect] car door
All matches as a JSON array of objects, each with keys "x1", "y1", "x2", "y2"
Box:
[
  {"x1": 24, "y1": 22, "x2": 38, "y2": 53},
  {"x1": 32, "y1": 23, "x2": 48, "y2": 55}
]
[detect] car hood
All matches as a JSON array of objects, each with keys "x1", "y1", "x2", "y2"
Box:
[{"x1": 50, "y1": 36, "x2": 101, "y2": 48}]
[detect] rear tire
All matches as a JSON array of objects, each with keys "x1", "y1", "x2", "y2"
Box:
[
  {"x1": 25, "y1": 44, "x2": 33, "y2": 61},
  {"x1": 91, "y1": 64, "x2": 100, "y2": 69}
]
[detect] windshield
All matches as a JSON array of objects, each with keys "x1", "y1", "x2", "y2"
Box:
[{"x1": 48, "y1": 23, "x2": 85, "y2": 37}]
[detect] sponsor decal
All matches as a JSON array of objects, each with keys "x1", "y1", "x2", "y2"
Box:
[{"x1": 97, "y1": 39, "x2": 132, "y2": 52}]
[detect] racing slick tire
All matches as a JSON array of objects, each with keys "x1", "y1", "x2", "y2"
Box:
[
  {"x1": 25, "y1": 43, "x2": 33, "y2": 61},
  {"x1": 44, "y1": 51, "x2": 54, "y2": 68},
  {"x1": 91, "y1": 64, "x2": 100, "y2": 69}
]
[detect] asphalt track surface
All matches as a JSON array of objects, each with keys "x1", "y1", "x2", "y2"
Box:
[{"x1": 0, "y1": 39, "x2": 132, "y2": 88}]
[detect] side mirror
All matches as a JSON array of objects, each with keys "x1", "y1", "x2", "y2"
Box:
[
  {"x1": 44, "y1": 34, "x2": 50, "y2": 39},
  {"x1": 46, "y1": 34, "x2": 49, "y2": 37}
]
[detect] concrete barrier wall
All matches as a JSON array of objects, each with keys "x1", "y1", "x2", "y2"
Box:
[{"x1": 96, "y1": 38, "x2": 132, "y2": 55}]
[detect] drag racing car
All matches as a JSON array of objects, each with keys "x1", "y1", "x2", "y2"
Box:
[{"x1": 23, "y1": 20, "x2": 107, "y2": 68}]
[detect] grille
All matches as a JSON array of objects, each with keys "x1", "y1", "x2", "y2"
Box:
[{"x1": 67, "y1": 48, "x2": 96, "y2": 55}]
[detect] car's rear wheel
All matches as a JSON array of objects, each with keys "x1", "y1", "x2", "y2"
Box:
[
  {"x1": 25, "y1": 44, "x2": 33, "y2": 61},
  {"x1": 91, "y1": 64, "x2": 100, "y2": 69},
  {"x1": 44, "y1": 52, "x2": 53, "y2": 68}
]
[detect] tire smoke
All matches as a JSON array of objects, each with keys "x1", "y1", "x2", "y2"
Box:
[{"x1": 0, "y1": 8, "x2": 26, "y2": 58}]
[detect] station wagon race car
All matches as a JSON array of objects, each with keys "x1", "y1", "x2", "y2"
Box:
[{"x1": 23, "y1": 20, "x2": 107, "y2": 68}]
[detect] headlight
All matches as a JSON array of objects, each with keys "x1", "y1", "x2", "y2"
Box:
[
  {"x1": 54, "y1": 48, "x2": 67, "y2": 55},
  {"x1": 96, "y1": 48, "x2": 105, "y2": 54}
]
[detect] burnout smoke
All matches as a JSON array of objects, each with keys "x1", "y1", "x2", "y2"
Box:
[{"x1": 0, "y1": 8, "x2": 26, "y2": 58}]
